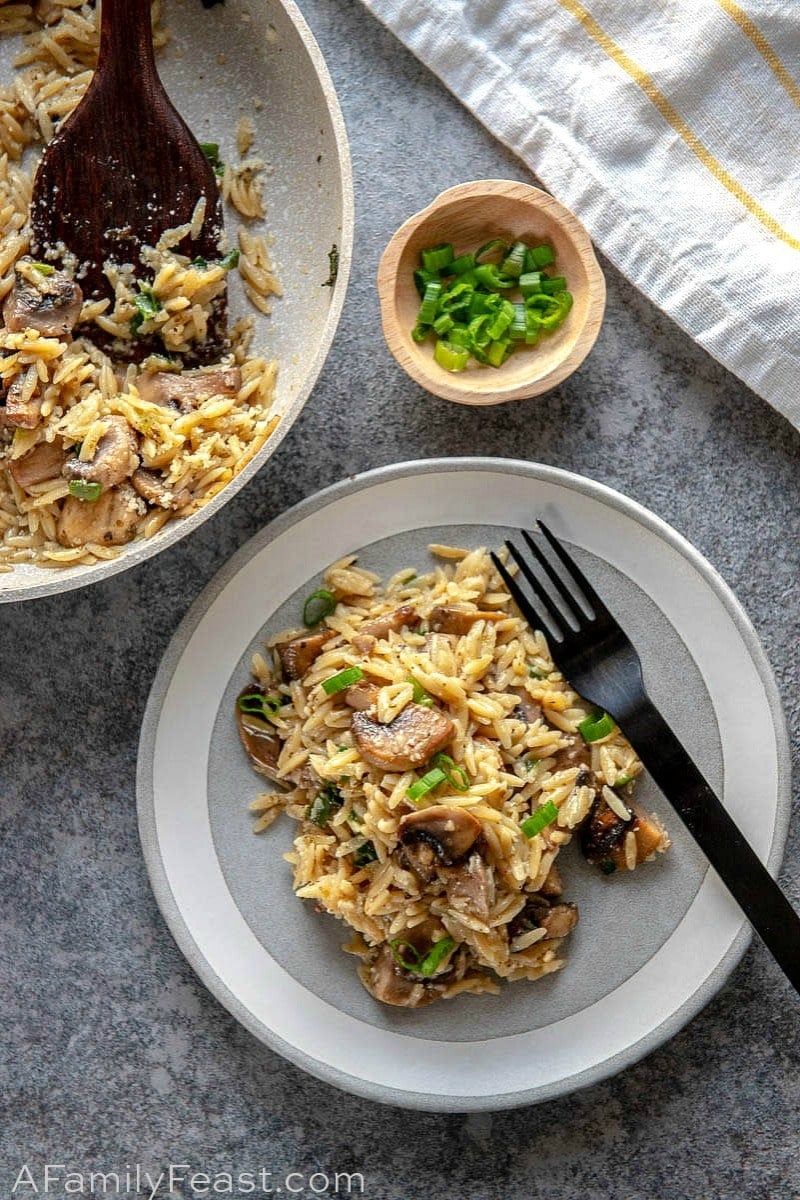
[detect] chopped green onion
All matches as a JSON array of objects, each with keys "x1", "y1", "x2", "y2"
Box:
[
  {"x1": 529, "y1": 666, "x2": 548, "y2": 679},
  {"x1": 67, "y1": 480, "x2": 102, "y2": 502},
  {"x1": 450, "y1": 252, "x2": 476, "y2": 276},
  {"x1": 578, "y1": 711, "x2": 616, "y2": 743},
  {"x1": 519, "y1": 271, "x2": 543, "y2": 297},
  {"x1": 308, "y1": 784, "x2": 343, "y2": 828},
  {"x1": 434, "y1": 340, "x2": 470, "y2": 372},
  {"x1": 389, "y1": 938, "x2": 422, "y2": 971},
  {"x1": 31, "y1": 262, "x2": 54, "y2": 275},
  {"x1": 474, "y1": 238, "x2": 507, "y2": 263},
  {"x1": 192, "y1": 256, "x2": 208, "y2": 270},
  {"x1": 354, "y1": 840, "x2": 378, "y2": 867},
  {"x1": 220, "y1": 248, "x2": 240, "y2": 270},
  {"x1": 417, "y1": 280, "x2": 444, "y2": 325},
  {"x1": 521, "y1": 799, "x2": 559, "y2": 839},
  {"x1": 411, "y1": 324, "x2": 429, "y2": 344},
  {"x1": 200, "y1": 141, "x2": 224, "y2": 176},
  {"x1": 418, "y1": 936, "x2": 455, "y2": 976},
  {"x1": 540, "y1": 275, "x2": 567, "y2": 294},
  {"x1": 408, "y1": 675, "x2": 434, "y2": 706},
  {"x1": 237, "y1": 691, "x2": 282, "y2": 720},
  {"x1": 615, "y1": 773, "x2": 634, "y2": 788},
  {"x1": 413, "y1": 267, "x2": 438, "y2": 297},
  {"x1": 303, "y1": 587, "x2": 336, "y2": 626},
  {"x1": 474, "y1": 263, "x2": 516, "y2": 291},
  {"x1": 486, "y1": 338, "x2": 512, "y2": 368},
  {"x1": 421, "y1": 243, "x2": 454, "y2": 274},
  {"x1": 433, "y1": 313, "x2": 454, "y2": 336},
  {"x1": 600, "y1": 859, "x2": 617, "y2": 875},
  {"x1": 321, "y1": 666, "x2": 364, "y2": 696},
  {"x1": 407, "y1": 766, "x2": 447, "y2": 801},
  {"x1": 525, "y1": 244, "x2": 556, "y2": 269},
  {"x1": 432, "y1": 753, "x2": 470, "y2": 792},
  {"x1": 500, "y1": 240, "x2": 527, "y2": 278}
]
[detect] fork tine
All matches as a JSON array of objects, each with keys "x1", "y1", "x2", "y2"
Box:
[
  {"x1": 489, "y1": 551, "x2": 563, "y2": 643},
  {"x1": 536, "y1": 520, "x2": 612, "y2": 619},
  {"x1": 520, "y1": 529, "x2": 586, "y2": 625},
  {"x1": 504, "y1": 539, "x2": 568, "y2": 631}
]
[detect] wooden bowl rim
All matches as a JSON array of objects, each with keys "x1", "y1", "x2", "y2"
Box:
[{"x1": 377, "y1": 179, "x2": 606, "y2": 406}]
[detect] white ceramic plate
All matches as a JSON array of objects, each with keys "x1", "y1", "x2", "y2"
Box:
[
  {"x1": 0, "y1": 0, "x2": 353, "y2": 600},
  {"x1": 137, "y1": 459, "x2": 790, "y2": 1110}
]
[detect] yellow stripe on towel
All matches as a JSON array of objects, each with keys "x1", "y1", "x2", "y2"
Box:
[
  {"x1": 714, "y1": 0, "x2": 800, "y2": 109},
  {"x1": 556, "y1": 0, "x2": 800, "y2": 252}
]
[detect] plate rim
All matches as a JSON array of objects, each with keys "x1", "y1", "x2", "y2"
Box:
[
  {"x1": 0, "y1": 0, "x2": 355, "y2": 604},
  {"x1": 136, "y1": 456, "x2": 792, "y2": 1111}
]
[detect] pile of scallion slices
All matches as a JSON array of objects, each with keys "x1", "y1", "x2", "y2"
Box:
[{"x1": 411, "y1": 238, "x2": 573, "y2": 372}]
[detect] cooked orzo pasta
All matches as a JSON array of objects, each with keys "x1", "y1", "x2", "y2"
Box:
[
  {"x1": 236, "y1": 545, "x2": 670, "y2": 1008},
  {"x1": 0, "y1": 0, "x2": 281, "y2": 569}
]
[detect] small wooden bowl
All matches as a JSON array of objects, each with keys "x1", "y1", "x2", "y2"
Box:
[{"x1": 377, "y1": 180, "x2": 606, "y2": 405}]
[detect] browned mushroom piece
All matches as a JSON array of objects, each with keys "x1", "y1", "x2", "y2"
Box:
[
  {"x1": 136, "y1": 367, "x2": 241, "y2": 413},
  {"x1": 235, "y1": 687, "x2": 284, "y2": 782},
  {"x1": 581, "y1": 793, "x2": 667, "y2": 872},
  {"x1": 398, "y1": 805, "x2": 481, "y2": 866},
  {"x1": 56, "y1": 481, "x2": 145, "y2": 547},
  {"x1": 362, "y1": 944, "x2": 442, "y2": 1008},
  {"x1": 510, "y1": 687, "x2": 543, "y2": 725},
  {"x1": 553, "y1": 740, "x2": 593, "y2": 773},
  {"x1": 509, "y1": 897, "x2": 579, "y2": 943},
  {"x1": 276, "y1": 631, "x2": 331, "y2": 681},
  {"x1": 344, "y1": 680, "x2": 380, "y2": 711},
  {"x1": 352, "y1": 703, "x2": 455, "y2": 771},
  {"x1": 539, "y1": 861, "x2": 564, "y2": 898},
  {"x1": 428, "y1": 605, "x2": 505, "y2": 636},
  {"x1": 3, "y1": 266, "x2": 82, "y2": 337},
  {"x1": 354, "y1": 605, "x2": 417, "y2": 647},
  {"x1": 131, "y1": 467, "x2": 191, "y2": 511},
  {"x1": 2, "y1": 376, "x2": 44, "y2": 429},
  {"x1": 7, "y1": 438, "x2": 67, "y2": 488},
  {"x1": 445, "y1": 850, "x2": 495, "y2": 921},
  {"x1": 63, "y1": 416, "x2": 139, "y2": 489}
]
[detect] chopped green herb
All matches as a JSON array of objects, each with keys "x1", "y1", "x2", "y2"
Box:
[
  {"x1": 389, "y1": 936, "x2": 456, "y2": 976},
  {"x1": 308, "y1": 783, "x2": 343, "y2": 828},
  {"x1": 408, "y1": 675, "x2": 434, "y2": 707},
  {"x1": 578, "y1": 711, "x2": 616, "y2": 743},
  {"x1": 321, "y1": 665, "x2": 364, "y2": 696},
  {"x1": 303, "y1": 587, "x2": 336, "y2": 627},
  {"x1": 600, "y1": 859, "x2": 617, "y2": 875},
  {"x1": 200, "y1": 141, "x2": 224, "y2": 176},
  {"x1": 129, "y1": 285, "x2": 161, "y2": 335},
  {"x1": 31, "y1": 262, "x2": 54, "y2": 275},
  {"x1": 418, "y1": 936, "x2": 456, "y2": 976},
  {"x1": 353, "y1": 840, "x2": 378, "y2": 868},
  {"x1": 322, "y1": 242, "x2": 339, "y2": 288},
  {"x1": 389, "y1": 939, "x2": 422, "y2": 971},
  {"x1": 615, "y1": 772, "x2": 633, "y2": 788},
  {"x1": 529, "y1": 666, "x2": 548, "y2": 680},
  {"x1": 407, "y1": 766, "x2": 447, "y2": 802},
  {"x1": 67, "y1": 480, "x2": 102, "y2": 502},
  {"x1": 348, "y1": 808, "x2": 363, "y2": 824},
  {"x1": 220, "y1": 248, "x2": 240, "y2": 270},
  {"x1": 431, "y1": 752, "x2": 470, "y2": 792},
  {"x1": 521, "y1": 799, "x2": 559, "y2": 839},
  {"x1": 237, "y1": 691, "x2": 283, "y2": 721},
  {"x1": 525, "y1": 757, "x2": 541, "y2": 771},
  {"x1": 192, "y1": 256, "x2": 208, "y2": 270}
]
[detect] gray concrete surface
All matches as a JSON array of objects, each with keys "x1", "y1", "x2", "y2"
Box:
[{"x1": 2, "y1": 0, "x2": 800, "y2": 1196}]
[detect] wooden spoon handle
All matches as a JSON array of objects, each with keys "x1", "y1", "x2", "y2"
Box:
[{"x1": 98, "y1": 0, "x2": 158, "y2": 81}]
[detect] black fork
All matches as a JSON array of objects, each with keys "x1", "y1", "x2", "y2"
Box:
[{"x1": 491, "y1": 521, "x2": 800, "y2": 995}]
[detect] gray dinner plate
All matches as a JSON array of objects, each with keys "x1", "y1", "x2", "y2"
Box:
[{"x1": 136, "y1": 458, "x2": 791, "y2": 1110}]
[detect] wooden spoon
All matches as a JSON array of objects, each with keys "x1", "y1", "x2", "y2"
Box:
[{"x1": 30, "y1": 0, "x2": 227, "y2": 361}]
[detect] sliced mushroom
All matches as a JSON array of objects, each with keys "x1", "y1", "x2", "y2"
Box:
[
  {"x1": 276, "y1": 631, "x2": 331, "y2": 681},
  {"x1": 131, "y1": 466, "x2": 191, "y2": 511},
  {"x1": 7, "y1": 439, "x2": 66, "y2": 488},
  {"x1": 344, "y1": 680, "x2": 380, "y2": 711},
  {"x1": 398, "y1": 805, "x2": 481, "y2": 866},
  {"x1": 351, "y1": 703, "x2": 454, "y2": 771},
  {"x1": 509, "y1": 897, "x2": 578, "y2": 942},
  {"x1": 355, "y1": 605, "x2": 417, "y2": 644},
  {"x1": 553, "y1": 740, "x2": 593, "y2": 773},
  {"x1": 428, "y1": 605, "x2": 505, "y2": 636},
  {"x1": 56, "y1": 481, "x2": 145, "y2": 547},
  {"x1": 362, "y1": 944, "x2": 442, "y2": 1008},
  {"x1": 445, "y1": 851, "x2": 495, "y2": 921},
  {"x1": 539, "y1": 861, "x2": 563, "y2": 898},
  {"x1": 510, "y1": 687, "x2": 543, "y2": 725},
  {"x1": 135, "y1": 366, "x2": 241, "y2": 413},
  {"x1": 63, "y1": 416, "x2": 139, "y2": 489},
  {"x1": 3, "y1": 265, "x2": 83, "y2": 337},
  {"x1": 581, "y1": 794, "x2": 630, "y2": 865},
  {"x1": 235, "y1": 687, "x2": 284, "y2": 782},
  {"x1": 2, "y1": 375, "x2": 43, "y2": 429}
]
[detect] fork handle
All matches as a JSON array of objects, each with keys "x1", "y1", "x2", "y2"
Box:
[{"x1": 623, "y1": 697, "x2": 800, "y2": 992}]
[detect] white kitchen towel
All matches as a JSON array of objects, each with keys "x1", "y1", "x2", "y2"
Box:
[{"x1": 361, "y1": 0, "x2": 800, "y2": 425}]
